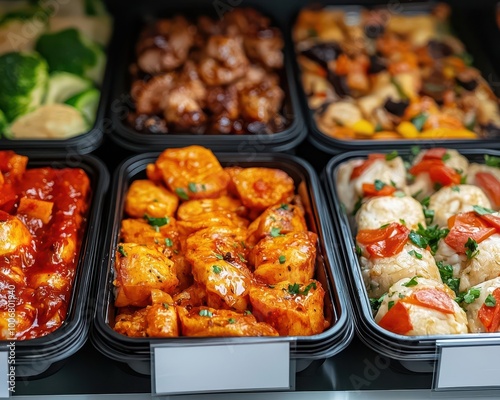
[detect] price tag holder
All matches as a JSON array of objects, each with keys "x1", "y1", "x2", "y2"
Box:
[
  {"x1": 151, "y1": 340, "x2": 292, "y2": 396},
  {"x1": 0, "y1": 350, "x2": 9, "y2": 398},
  {"x1": 434, "y1": 339, "x2": 500, "y2": 391}
]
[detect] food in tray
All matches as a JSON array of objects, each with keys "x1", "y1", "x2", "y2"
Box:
[
  {"x1": 127, "y1": 9, "x2": 288, "y2": 135},
  {"x1": 0, "y1": 0, "x2": 111, "y2": 139},
  {"x1": 0, "y1": 150, "x2": 91, "y2": 339},
  {"x1": 112, "y1": 145, "x2": 329, "y2": 338},
  {"x1": 294, "y1": 4, "x2": 500, "y2": 141},
  {"x1": 336, "y1": 147, "x2": 500, "y2": 335}
]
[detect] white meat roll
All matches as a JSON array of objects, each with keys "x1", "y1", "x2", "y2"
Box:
[
  {"x1": 466, "y1": 163, "x2": 500, "y2": 210},
  {"x1": 463, "y1": 277, "x2": 500, "y2": 333},
  {"x1": 374, "y1": 277, "x2": 468, "y2": 336},
  {"x1": 356, "y1": 195, "x2": 426, "y2": 231},
  {"x1": 428, "y1": 185, "x2": 491, "y2": 228},
  {"x1": 336, "y1": 155, "x2": 406, "y2": 215},
  {"x1": 407, "y1": 148, "x2": 469, "y2": 201},
  {"x1": 359, "y1": 242, "x2": 441, "y2": 298}
]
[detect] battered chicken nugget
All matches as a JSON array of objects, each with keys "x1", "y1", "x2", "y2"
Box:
[
  {"x1": 249, "y1": 280, "x2": 328, "y2": 336},
  {"x1": 124, "y1": 180, "x2": 178, "y2": 218},
  {"x1": 233, "y1": 167, "x2": 294, "y2": 212},
  {"x1": 154, "y1": 146, "x2": 230, "y2": 200},
  {"x1": 177, "y1": 195, "x2": 247, "y2": 221}
]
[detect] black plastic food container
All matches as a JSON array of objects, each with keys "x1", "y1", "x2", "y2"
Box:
[
  {"x1": 91, "y1": 151, "x2": 353, "y2": 376},
  {"x1": 290, "y1": 1, "x2": 500, "y2": 155},
  {"x1": 0, "y1": 27, "x2": 115, "y2": 155},
  {"x1": 105, "y1": 0, "x2": 306, "y2": 153},
  {"x1": 323, "y1": 148, "x2": 500, "y2": 373},
  {"x1": 1, "y1": 152, "x2": 109, "y2": 378}
]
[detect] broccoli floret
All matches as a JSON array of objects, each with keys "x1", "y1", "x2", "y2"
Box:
[
  {"x1": 0, "y1": 52, "x2": 49, "y2": 121},
  {"x1": 0, "y1": 109, "x2": 7, "y2": 136},
  {"x1": 0, "y1": 7, "x2": 43, "y2": 26},
  {"x1": 35, "y1": 28, "x2": 105, "y2": 83}
]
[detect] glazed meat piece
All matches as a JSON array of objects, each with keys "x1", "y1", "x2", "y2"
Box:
[
  {"x1": 178, "y1": 306, "x2": 278, "y2": 337},
  {"x1": 0, "y1": 151, "x2": 28, "y2": 182},
  {"x1": 173, "y1": 283, "x2": 207, "y2": 309},
  {"x1": 199, "y1": 35, "x2": 249, "y2": 86},
  {"x1": 120, "y1": 218, "x2": 178, "y2": 249},
  {"x1": 206, "y1": 85, "x2": 239, "y2": 120},
  {"x1": 232, "y1": 167, "x2": 294, "y2": 213},
  {"x1": 250, "y1": 231, "x2": 317, "y2": 284},
  {"x1": 124, "y1": 179, "x2": 178, "y2": 219},
  {"x1": 243, "y1": 28, "x2": 283, "y2": 69},
  {"x1": 375, "y1": 277, "x2": 468, "y2": 336},
  {"x1": 249, "y1": 280, "x2": 328, "y2": 336},
  {"x1": 151, "y1": 146, "x2": 230, "y2": 200},
  {"x1": 177, "y1": 210, "x2": 249, "y2": 236},
  {"x1": 136, "y1": 16, "x2": 196, "y2": 74},
  {"x1": 114, "y1": 243, "x2": 179, "y2": 307},
  {"x1": 134, "y1": 73, "x2": 176, "y2": 115},
  {"x1": 177, "y1": 195, "x2": 247, "y2": 221},
  {"x1": 239, "y1": 79, "x2": 284, "y2": 124},
  {"x1": 0, "y1": 211, "x2": 32, "y2": 256},
  {"x1": 163, "y1": 81, "x2": 207, "y2": 131}
]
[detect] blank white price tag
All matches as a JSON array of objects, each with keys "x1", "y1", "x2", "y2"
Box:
[
  {"x1": 0, "y1": 351, "x2": 8, "y2": 398},
  {"x1": 434, "y1": 340, "x2": 500, "y2": 391},
  {"x1": 151, "y1": 341, "x2": 291, "y2": 395}
]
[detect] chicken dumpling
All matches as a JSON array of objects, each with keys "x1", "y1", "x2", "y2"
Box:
[{"x1": 462, "y1": 277, "x2": 500, "y2": 333}]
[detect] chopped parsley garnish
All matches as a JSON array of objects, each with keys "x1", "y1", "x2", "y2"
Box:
[
  {"x1": 175, "y1": 188, "x2": 189, "y2": 200},
  {"x1": 433, "y1": 182, "x2": 443, "y2": 191},
  {"x1": 369, "y1": 295, "x2": 385, "y2": 313},
  {"x1": 473, "y1": 205, "x2": 495, "y2": 215},
  {"x1": 199, "y1": 309, "x2": 213, "y2": 317},
  {"x1": 287, "y1": 282, "x2": 317, "y2": 296},
  {"x1": 212, "y1": 265, "x2": 222, "y2": 274},
  {"x1": 279, "y1": 204, "x2": 289, "y2": 210},
  {"x1": 385, "y1": 151, "x2": 399, "y2": 161},
  {"x1": 388, "y1": 301, "x2": 395, "y2": 310},
  {"x1": 162, "y1": 303, "x2": 169, "y2": 309},
  {"x1": 408, "y1": 250, "x2": 422, "y2": 260},
  {"x1": 270, "y1": 227, "x2": 284, "y2": 237},
  {"x1": 485, "y1": 294, "x2": 497, "y2": 307},
  {"x1": 144, "y1": 214, "x2": 169, "y2": 227},
  {"x1": 424, "y1": 209, "x2": 435, "y2": 224},
  {"x1": 165, "y1": 238, "x2": 173, "y2": 247},
  {"x1": 240, "y1": 241, "x2": 246, "y2": 249},
  {"x1": 118, "y1": 245, "x2": 127, "y2": 257},
  {"x1": 214, "y1": 253, "x2": 224, "y2": 260},
  {"x1": 409, "y1": 230, "x2": 428, "y2": 249},
  {"x1": 415, "y1": 223, "x2": 449, "y2": 255},
  {"x1": 411, "y1": 113, "x2": 428, "y2": 131},
  {"x1": 352, "y1": 196, "x2": 363, "y2": 216},
  {"x1": 390, "y1": 180, "x2": 397, "y2": 187},
  {"x1": 244, "y1": 310, "x2": 252, "y2": 315},
  {"x1": 380, "y1": 223, "x2": 390, "y2": 229},
  {"x1": 374, "y1": 179, "x2": 386, "y2": 191},
  {"x1": 228, "y1": 318, "x2": 236, "y2": 324},
  {"x1": 437, "y1": 261, "x2": 460, "y2": 295},
  {"x1": 451, "y1": 186, "x2": 460, "y2": 192},
  {"x1": 188, "y1": 182, "x2": 198, "y2": 193},
  {"x1": 278, "y1": 255, "x2": 286, "y2": 264},
  {"x1": 456, "y1": 288, "x2": 481, "y2": 304},
  {"x1": 465, "y1": 238, "x2": 479, "y2": 259},
  {"x1": 355, "y1": 245, "x2": 362, "y2": 256},
  {"x1": 400, "y1": 219, "x2": 406, "y2": 225},
  {"x1": 238, "y1": 253, "x2": 247, "y2": 263},
  {"x1": 420, "y1": 196, "x2": 430, "y2": 207},
  {"x1": 391, "y1": 76, "x2": 408, "y2": 100},
  {"x1": 485, "y1": 154, "x2": 500, "y2": 168},
  {"x1": 442, "y1": 152, "x2": 451, "y2": 161},
  {"x1": 394, "y1": 191, "x2": 405, "y2": 198},
  {"x1": 403, "y1": 277, "x2": 419, "y2": 287},
  {"x1": 460, "y1": 175, "x2": 467, "y2": 184}
]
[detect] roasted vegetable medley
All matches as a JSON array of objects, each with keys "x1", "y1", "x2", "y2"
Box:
[
  {"x1": 336, "y1": 147, "x2": 500, "y2": 335},
  {"x1": 0, "y1": 151, "x2": 91, "y2": 339},
  {"x1": 127, "y1": 9, "x2": 288, "y2": 135},
  {"x1": 294, "y1": 4, "x2": 500, "y2": 141},
  {"x1": 112, "y1": 146, "x2": 329, "y2": 337}
]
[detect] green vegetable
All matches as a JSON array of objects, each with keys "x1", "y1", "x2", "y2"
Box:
[
  {"x1": 278, "y1": 255, "x2": 286, "y2": 264},
  {"x1": 64, "y1": 87, "x2": 100, "y2": 123},
  {"x1": 355, "y1": 245, "x2": 362, "y2": 257},
  {"x1": 456, "y1": 288, "x2": 481, "y2": 304},
  {"x1": 420, "y1": 196, "x2": 430, "y2": 207},
  {"x1": 409, "y1": 230, "x2": 428, "y2": 249},
  {"x1": 391, "y1": 76, "x2": 408, "y2": 100},
  {"x1": 165, "y1": 238, "x2": 173, "y2": 247},
  {"x1": 214, "y1": 253, "x2": 223, "y2": 260},
  {"x1": 279, "y1": 204, "x2": 289, "y2": 210},
  {"x1": 188, "y1": 182, "x2": 197, "y2": 193},
  {"x1": 44, "y1": 71, "x2": 92, "y2": 105},
  {"x1": 380, "y1": 223, "x2": 390, "y2": 228},
  {"x1": 411, "y1": 113, "x2": 428, "y2": 131},
  {"x1": 0, "y1": 109, "x2": 7, "y2": 136},
  {"x1": 400, "y1": 219, "x2": 406, "y2": 225},
  {"x1": 238, "y1": 253, "x2": 247, "y2": 263},
  {"x1": 465, "y1": 238, "x2": 479, "y2": 259},
  {"x1": 374, "y1": 179, "x2": 386, "y2": 191},
  {"x1": 369, "y1": 295, "x2": 385, "y2": 313},
  {"x1": 485, "y1": 155, "x2": 500, "y2": 168},
  {"x1": 228, "y1": 318, "x2": 236, "y2": 324},
  {"x1": 442, "y1": 152, "x2": 451, "y2": 161},
  {"x1": 403, "y1": 277, "x2": 419, "y2": 287},
  {"x1": 35, "y1": 28, "x2": 105, "y2": 83},
  {"x1": 415, "y1": 223, "x2": 449, "y2": 255},
  {"x1": 424, "y1": 209, "x2": 435, "y2": 224},
  {"x1": 437, "y1": 261, "x2": 460, "y2": 295},
  {"x1": 485, "y1": 294, "x2": 497, "y2": 307},
  {"x1": 287, "y1": 282, "x2": 316, "y2": 296},
  {"x1": 394, "y1": 191, "x2": 405, "y2": 198},
  {"x1": 385, "y1": 151, "x2": 398, "y2": 161},
  {"x1": 162, "y1": 303, "x2": 169, "y2": 310},
  {"x1": 175, "y1": 188, "x2": 189, "y2": 200},
  {"x1": 270, "y1": 227, "x2": 283, "y2": 238},
  {"x1": 388, "y1": 301, "x2": 395, "y2": 310},
  {"x1": 212, "y1": 265, "x2": 222, "y2": 274},
  {"x1": 451, "y1": 186, "x2": 460, "y2": 192},
  {"x1": 144, "y1": 214, "x2": 169, "y2": 227},
  {"x1": 199, "y1": 309, "x2": 213, "y2": 317},
  {"x1": 473, "y1": 205, "x2": 495, "y2": 215},
  {"x1": 408, "y1": 250, "x2": 422, "y2": 260},
  {"x1": 410, "y1": 145, "x2": 421, "y2": 157},
  {"x1": 118, "y1": 245, "x2": 127, "y2": 257},
  {"x1": 0, "y1": 52, "x2": 48, "y2": 122},
  {"x1": 352, "y1": 196, "x2": 363, "y2": 216}
]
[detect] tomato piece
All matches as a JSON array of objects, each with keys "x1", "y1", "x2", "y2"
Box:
[
  {"x1": 444, "y1": 212, "x2": 496, "y2": 253},
  {"x1": 362, "y1": 183, "x2": 397, "y2": 197},
  {"x1": 423, "y1": 148, "x2": 447, "y2": 160},
  {"x1": 350, "y1": 154, "x2": 386, "y2": 180},
  {"x1": 378, "y1": 301, "x2": 413, "y2": 335},
  {"x1": 409, "y1": 159, "x2": 461, "y2": 186},
  {"x1": 479, "y1": 214, "x2": 500, "y2": 231},
  {"x1": 356, "y1": 222, "x2": 410, "y2": 258},
  {"x1": 475, "y1": 172, "x2": 500, "y2": 209},
  {"x1": 403, "y1": 288, "x2": 455, "y2": 314},
  {"x1": 478, "y1": 288, "x2": 500, "y2": 333}
]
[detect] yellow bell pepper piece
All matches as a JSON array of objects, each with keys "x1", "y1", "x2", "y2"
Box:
[
  {"x1": 419, "y1": 128, "x2": 477, "y2": 139},
  {"x1": 396, "y1": 121, "x2": 420, "y2": 138},
  {"x1": 351, "y1": 119, "x2": 375, "y2": 136}
]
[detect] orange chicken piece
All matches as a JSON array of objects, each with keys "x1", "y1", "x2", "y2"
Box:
[
  {"x1": 17, "y1": 197, "x2": 54, "y2": 224},
  {"x1": 124, "y1": 179, "x2": 178, "y2": 218}
]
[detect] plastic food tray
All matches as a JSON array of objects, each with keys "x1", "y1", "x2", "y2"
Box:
[
  {"x1": 2, "y1": 152, "x2": 109, "y2": 378},
  {"x1": 290, "y1": 1, "x2": 500, "y2": 154},
  {"x1": 323, "y1": 147, "x2": 500, "y2": 372},
  {"x1": 91, "y1": 151, "x2": 353, "y2": 375},
  {"x1": 105, "y1": 1, "x2": 306, "y2": 153}
]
